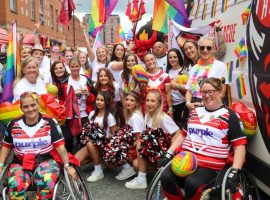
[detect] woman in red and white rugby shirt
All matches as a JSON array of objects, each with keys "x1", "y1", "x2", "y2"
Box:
[
  {"x1": 158, "y1": 77, "x2": 246, "y2": 200},
  {"x1": 0, "y1": 92, "x2": 77, "y2": 199}
]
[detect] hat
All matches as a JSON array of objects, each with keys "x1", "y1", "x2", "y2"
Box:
[
  {"x1": 31, "y1": 44, "x2": 45, "y2": 54},
  {"x1": 132, "y1": 65, "x2": 149, "y2": 84}
]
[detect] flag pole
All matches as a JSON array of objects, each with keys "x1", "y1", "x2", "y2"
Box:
[
  {"x1": 73, "y1": 10, "x2": 75, "y2": 47},
  {"x1": 133, "y1": 0, "x2": 143, "y2": 41}
]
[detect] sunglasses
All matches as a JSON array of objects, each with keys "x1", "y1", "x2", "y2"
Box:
[
  {"x1": 20, "y1": 91, "x2": 39, "y2": 99},
  {"x1": 200, "y1": 90, "x2": 217, "y2": 96},
  {"x1": 199, "y1": 46, "x2": 212, "y2": 51}
]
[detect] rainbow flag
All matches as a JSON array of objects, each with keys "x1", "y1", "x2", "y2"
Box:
[
  {"x1": 93, "y1": 31, "x2": 102, "y2": 53},
  {"x1": 227, "y1": 61, "x2": 234, "y2": 83},
  {"x1": 234, "y1": 37, "x2": 245, "y2": 57},
  {"x1": 225, "y1": 86, "x2": 232, "y2": 108},
  {"x1": 235, "y1": 58, "x2": 240, "y2": 68},
  {"x1": 152, "y1": 0, "x2": 190, "y2": 34},
  {"x1": 236, "y1": 74, "x2": 246, "y2": 99},
  {"x1": 211, "y1": 0, "x2": 217, "y2": 18},
  {"x1": 241, "y1": 3, "x2": 251, "y2": 25},
  {"x1": 1, "y1": 22, "x2": 21, "y2": 103},
  {"x1": 88, "y1": 0, "x2": 118, "y2": 37},
  {"x1": 202, "y1": 3, "x2": 208, "y2": 20},
  {"x1": 116, "y1": 23, "x2": 125, "y2": 43},
  {"x1": 221, "y1": 0, "x2": 228, "y2": 13},
  {"x1": 239, "y1": 44, "x2": 247, "y2": 62}
]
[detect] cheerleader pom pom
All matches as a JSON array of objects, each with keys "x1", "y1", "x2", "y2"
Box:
[
  {"x1": 138, "y1": 127, "x2": 172, "y2": 163},
  {"x1": 80, "y1": 121, "x2": 106, "y2": 147},
  {"x1": 102, "y1": 125, "x2": 135, "y2": 167}
]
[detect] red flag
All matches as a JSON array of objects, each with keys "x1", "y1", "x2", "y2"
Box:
[
  {"x1": 125, "y1": 2, "x2": 131, "y2": 18},
  {"x1": 99, "y1": 0, "x2": 106, "y2": 23},
  {"x1": 140, "y1": 0, "x2": 146, "y2": 16},
  {"x1": 65, "y1": 86, "x2": 82, "y2": 136},
  {"x1": 58, "y1": 0, "x2": 76, "y2": 26}
]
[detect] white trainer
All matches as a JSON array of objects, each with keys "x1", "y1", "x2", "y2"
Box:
[
  {"x1": 115, "y1": 168, "x2": 136, "y2": 180},
  {"x1": 125, "y1": 177, "x2": 147, "y2": 189},
  {"x1": 87, "y1": 170, "x2": 104, "y2": 182}
]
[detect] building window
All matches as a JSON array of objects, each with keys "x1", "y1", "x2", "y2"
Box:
[
  {"x1": 50, "y1": 5, "x2": 53, "y2": 29},
  {"x1": 30, "y1": 0, "x2": 35, "y2": 20},
  {"x1": 55, "y1": 9, "x2": 59, "y2": 31},
  {"x1": 10, "y1": 0, "x2": 17, "y2": 12},
  {"x1": 39, "y1": 0, "x2": 43, "y2": 13}
]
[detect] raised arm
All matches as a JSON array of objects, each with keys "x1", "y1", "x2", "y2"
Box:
[
  {"x1": 34, "y1": 22, "x2": 42, "y2": 45},
  {"x1": 81, "y1": 23, "x2": 95, "y2": 63},
  {"x1": 214, "y1": 20, "x2": 226, "y2": 60}
]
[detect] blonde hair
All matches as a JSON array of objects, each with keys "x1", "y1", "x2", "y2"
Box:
[
  {"x1": 123, "y1": 91, "x2": 142, "y2": 121},
  {"x1": 14, "y1": 56, "x2": 39, "y2": 86},
  {"x1": 145, "y1": 90, "x2": 165, "y2": 128}
]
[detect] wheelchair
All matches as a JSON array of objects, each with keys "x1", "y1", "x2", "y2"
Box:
[
  {"x1": 0, "y1": 162, "x2": 93, "y2": 200},
  {"x1": 146, "y1": 161, "x2": 260, "y2": 200}
]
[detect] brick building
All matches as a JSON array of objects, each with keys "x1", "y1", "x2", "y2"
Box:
[
  {"x1": 84, "y1": 14, "x2": 120, "y2": 45},
  {"x1": 0, "y1": 0, "x2": 65, "y2": 47}
]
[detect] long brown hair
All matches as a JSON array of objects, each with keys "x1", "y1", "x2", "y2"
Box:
[
  {"x1": 95, "y1": 68, "x2": 115, "y2": 99},
  {"x1": 122, "y1": 53, "x2": 138, "y2": 84}
]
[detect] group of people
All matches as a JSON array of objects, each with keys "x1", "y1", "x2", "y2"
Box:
[{"x1": 0, "y1": 20, "x2": 247, "y2": 200}]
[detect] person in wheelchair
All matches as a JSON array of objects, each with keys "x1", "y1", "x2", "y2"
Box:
[
  {"x1": 158, "y1": 77, "x2": 247, "y2": 200},
  {"x1": 0, "y1": 92, "x2": 78, "y2": 200}
]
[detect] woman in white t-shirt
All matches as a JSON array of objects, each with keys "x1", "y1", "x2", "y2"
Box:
[
  {"x1": 13, "y1": 56, "x2": 47, "y2": 101},
  {"x1": 107, "y1": 44, "x2": 125, "y2": 83},
  {"x1": 75, "y1": 92, "x2": 118, "y2": 182},
  {"x1": 115, "y1": 91, "x2": 144, "y2": 181},
  {"x1": 125, "y1": 89, "x2": 180, "y2": 190}
]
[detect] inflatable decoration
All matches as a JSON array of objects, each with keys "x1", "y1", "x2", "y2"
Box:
[
  {"x1": 46, "y1": 84, "x2": 58, "y2": 97},
  {"x1": 171, "y1": 151, "x2": 198, "y2": 177},
  {"x1": 0, "y1": 94, "x2": 66, "y2": 125},
  {"x1": 231, "y1": 102, "x2": 257, "y2": 136},
  {"x1": 176, "y1": 73, "x2": 189, "y2": 96}
]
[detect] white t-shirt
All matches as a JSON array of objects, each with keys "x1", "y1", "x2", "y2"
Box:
[
  {"x1": 113, "y1": 82, "x2": 121, "y2": 102},
  {"x1": 88, "y1": 111, "x2": 116, "y2": 135},
  {"x1": 156, "y1": 54, "x2": 167, "y2": 72},
  {"x1": 145, "y1": 114, "x2": 179, "y2": 135},
  {"x1": 68, "y1": 75, "x2": 88, "y2": 118},
  {"x1": 39, "y1": 55, "x2": 52, "y2": 84},
  {"x1": 168, "y1": 68, "x2": 185, "y2": 105},
  {"x1": 13, "y1": 77, "x2": 47, "y2": 101},
  {"x1": 108, "y1": 61, "x2": 122, "y2": 83},
  {"x1": 127, "y1": 111, "x2": 144, "y2": 134},
  {"x1": 185, "y1": 59, "x2": 228, "y2": 98},
  {"x1": 91, "y1": 58, "x2": 106, "y2": 82}
]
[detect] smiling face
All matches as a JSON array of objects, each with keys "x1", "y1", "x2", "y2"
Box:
[
  {"x1": 126, "y1": 55, "x2": 137, "y2": 70},
  {"x1": 22, "y1": 47, "x2": 31, "y2": 59},
  {"x1": 95, "y1": 94, "x2": 106, "y2": 110},
  {"x1": 125, "y1": 94, "x2": 137, "y2": 112},
  {"x1": 69, "y1": 59, "x2": 81, "y2": 76},
  {"x1": 144, "y1": 54, "x2": 157, "y2": 71},
  {"x1": 65, "y1": 50, "x2": 74, "y2": 65},
  {"x1": 168, "y1": 51, "x2": 179, "y2": 68},
  {"x1": 23, "y1": 60, "x2": 39, "y2": 83},
  {"x1": 32, "y1": 50, "x2": 44, "y2": 65},
  {"x1": 79, "y1": 52, "x2": 87, "y2": 66},
  {"x1": 20, "y1": 96, "x2": 39, "y2": 123},
  {"x1": 146, "y1": 92, "x2": 161, "y2": 114},
  {"x1": 114, "y1": 44, "x2": 125, "y2": 60},
  {"x1": 198, "y1": 39, "x2": 214, "y2": 61},
  {"x1": 54, "y1": 62, "x2": 66, "y2": 78},
  {"x1": 98, "y1": 70, "x2": 109, "y2": 85},
  {"x1": 201, "y1": 83, "x2": 222, "y2": 110},
  {"x1": 97, "y1": 47, "x2": 107, "y2": 63},
  {"x1": 183, "y1": 41, "x2": 198, "y2": 62}
]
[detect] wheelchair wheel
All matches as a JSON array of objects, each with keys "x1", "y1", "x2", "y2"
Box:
[
  {"x1": 54, "y1": 165, "x2": 93, "y2": 200},
  {"x1": 221, "y1": 168, "x2": 260, "y2": 200},
  {"x1": 146, "y1": 161, "x2": 172, "y2": 200}
]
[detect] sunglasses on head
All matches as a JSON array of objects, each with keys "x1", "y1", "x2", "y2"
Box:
[
  {"x1": 199, "y1": 46, "x2": 212, "y2": 51},
  {"x1": 20, "y1": 91, "x2": 39, "y2": 99}
]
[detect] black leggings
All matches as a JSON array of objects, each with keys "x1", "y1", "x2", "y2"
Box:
[{"x1": 160, "y1": 164, "x2": 218, "y2": 199}]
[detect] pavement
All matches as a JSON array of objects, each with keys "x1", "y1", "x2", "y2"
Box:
[{"x1": 81, "y1": 163, "x2": 150, "y2": 200}]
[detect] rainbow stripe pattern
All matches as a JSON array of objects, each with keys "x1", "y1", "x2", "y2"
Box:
[
  {"x1": 241, "y1": 3, "x2": 251, "y2": 25},
  {"x1": 234, "y1": 37, "x2": 247, "y2": 62},
  {"x1": 153, "y1": 0, "x2": 190, "y2": 34},
  {"x1": 0, "y1": 22, "x2": 21, "y2": 103},
  {"x1": 116, "y1": 23, "x2": 125, "y2": 43},
  {"x1": 226, "y1": 86, "x2": 232, "y2": 108},
  {"x1": 88, "y1": 0, "x2": 118, "y2": 37},
  {"x1": 227, "y1": 61, "x2": 234, "y2": 83},
  {"x1": 195, "y1": 1, "x2": 201, "y2": 18},
  {"x1": 211, "y1": 0, "x2": 217, "y2": 18},
  {"x1": 131, "y1": 65, "x2": 149, "y2": 84},
  {"x1": 221, "y1": 0, "x2": 228, "y2": 13},
  {"x1": 236, "y1": 74, "x2": 246, "y2": 99},
  {"x1": 171, "y1": 151, "x2": 198, "y2": 177},
  {"x1": 202, "y1": 3, "x2": 208, "y2": 20}
]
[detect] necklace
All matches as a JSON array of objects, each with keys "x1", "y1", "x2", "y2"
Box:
[
  {"x1": 191, "y1": 57, "x2": 214, "y2": 97},
  {"x1": 25, "y1": 119, "x2": 39, "y2": 127}
]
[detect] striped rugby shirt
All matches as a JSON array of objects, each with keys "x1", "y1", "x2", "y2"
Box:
[
  {"x1": 2, "y1": 114, "x2": 64, "y2": 160},
  {"x1": 181, "y1": 106, "x2": 247, "y2": 170}
]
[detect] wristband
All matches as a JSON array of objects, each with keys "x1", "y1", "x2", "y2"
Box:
[
  {"x1": 216, "y1": 27, "x2": 222, "y2": 32},
  {"x1": 0, "y1": 162, "x2": 4, "y2": 167},
  {"x1": 168, "y1": 107, "x2": 173, "y2": 111}
]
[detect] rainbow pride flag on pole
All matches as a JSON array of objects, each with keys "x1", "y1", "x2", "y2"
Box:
[
  {"x1": 152, "y1": 0, "x2": 190, "y2": 34},
  {"x1": 211, "y1": 0, "x2": 217, "y2": 18},
  {"x1": 88, "y1": 0, "x2": 118, "y2": 37},
  {"x1": 1, "y1": 21, "x2": 21, "y2": 103},
  {"x1": 116, "y1": 23, "x2": 125, "y2": 43},
  {"x1": 221, "y1": 0, "x2": 228, "y2": 13},
  {"x1": 236, "y1": 74, "x2": 246, "y2": 99}
]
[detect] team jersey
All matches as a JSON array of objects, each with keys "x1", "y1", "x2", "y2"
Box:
[
  {"x1": 181, "y1": 106, "x2": 247, "y2": 170},
  {"x1": 2, "y1": 114, "x2": 64, "y2": 160}
]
